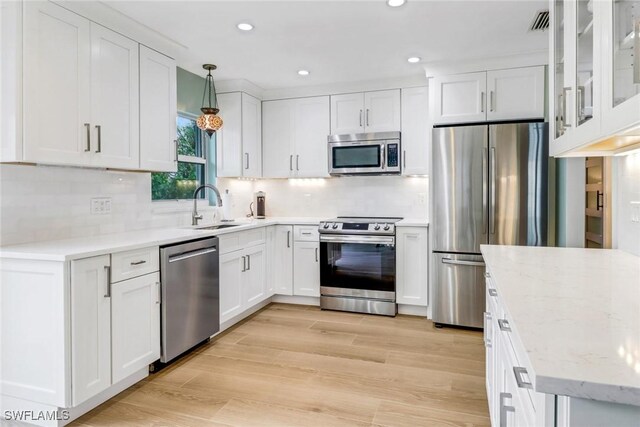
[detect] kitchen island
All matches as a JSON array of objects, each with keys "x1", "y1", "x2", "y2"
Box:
[{"x1": 481, "y1": 245, "x2": 640, "y2": 426}]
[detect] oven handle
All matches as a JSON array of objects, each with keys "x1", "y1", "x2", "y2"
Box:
[
  {"x1": 320, "y1": 234, "x2": 395, "y2": 245},
  {"x1": 442, "y1": 258, "x2": 485, "y2": 267}
]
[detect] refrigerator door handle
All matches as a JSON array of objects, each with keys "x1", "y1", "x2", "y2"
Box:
[
  {"x1": 483, "y1": 147, "x2": 488, "y2": 235},
  {"x1": 490, "y1": 146, "x2": 496, "y2": 235},
  {"x1": 442, "y1": 258, "x2": 486, "y2": 267}
]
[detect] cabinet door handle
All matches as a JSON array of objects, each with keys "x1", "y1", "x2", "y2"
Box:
[
  {"x1": 513, "y1": 366, "x2": 533, "y2": 389},
  {"x1": 488, "y1": 288, "x2": 498, "y2": 297},
  {"x1": 359, "y1": 109, "x2": 363, "y2": 127},
  {"x1": 315, "y1": 247, "x2": 318, "y2": 262},
  {"x1": 498, "y1": 319, "x2": 511, "y2": 332},
  {"x1": 481, "y1": 92, "x2": 485, "y2": 113},
  {"x1": 84, "y1": 123, "x2": 91, "y2": 152},
  {"x1": 289, "y1": 154, "x2": 293, "y2": 171},
  {"x1": 241, "y1": 256, "x2": 246, "y2": 272},
  {"x1": 490, "y1": 91, "x2": 494, "y2": 112},
  {"x1": 499, "y1": 393, "x2": 513, "y2": 427},
  {"x1": 287, "y1": 230, "x2": 291, "y2": 248},
  {"x1": 156, "y1": 281, "x2": 161, "y2": 304},
  {"x1": 95, "y1": 125, "x2": 102, "y2": 153},
  {"x1": 296, "y1": 155, "x2": 300, "y2": 171},
  {"x1": 245, "y1": 153, "x2": 250, "y2": 170},
  {"x1": 366, "y1": 109, "x2": 370, "y2": 126},
  {"x1": 484, "y1": 271, "x2": 491, "y2": 278},
  {"x1": 247, "y1": 254, "x2": 251, "y2": 271},
  {"x1": 562, "y1": 87, "x2": 573, "y2": 128},
  {"x1": 130, "y1": 260, "x2": 147, "y2": 266},
  {"x1": 403, "y1": 150, "x2": 406, "y2": 169},
  {"x1": 174, "y1": 139, "x2": 178, "y2": 162},
  {"x1": 104, "y1": 266, "x2": 111, "y2": 298}
]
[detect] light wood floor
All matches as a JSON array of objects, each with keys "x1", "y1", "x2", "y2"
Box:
[{"x1": 73, "y1": 304, "x2": 489, "y2": 427}]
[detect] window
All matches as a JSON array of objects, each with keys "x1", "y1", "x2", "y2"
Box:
[{"x1": 151, "y1": 114, "x2": 215, "y2": 200}]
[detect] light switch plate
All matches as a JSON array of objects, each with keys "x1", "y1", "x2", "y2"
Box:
[
  {"x1": 91, "y1": 197, "x2": 112, "y2": 215},
  {"x1": 631, "y1": 201, "x2": 640, "y2": 223}
]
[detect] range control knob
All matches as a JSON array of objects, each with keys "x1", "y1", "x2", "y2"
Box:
[
  {"x1": 374, "y1": 223, "x2": 381, "y2": 230},
  {"x1": 323, "y1": 223, "x2": 330, "y2": 229},
  {"x1": 383, "y1": 224, "x2": 391, "y2": 231},
  {"x1": 332, "y1": 223, "x2": 339, "y2": 229}
]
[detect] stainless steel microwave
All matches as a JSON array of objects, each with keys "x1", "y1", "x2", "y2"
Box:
[{"x1": 328, "y1": 132, "x2": 401, "y2": 176}]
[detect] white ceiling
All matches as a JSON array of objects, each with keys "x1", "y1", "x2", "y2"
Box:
[{"x1": 104, "y1": 0, "x2": 549, "y2": 90}]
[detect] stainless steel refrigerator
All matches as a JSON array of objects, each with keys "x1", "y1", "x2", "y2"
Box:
[{"x1": 431, "y1": 122, "x2": 550, "y2": 328}]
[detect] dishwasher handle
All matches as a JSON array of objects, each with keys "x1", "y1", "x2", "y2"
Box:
[{"x1": 168, "y1": 247, "x2": 217, "y2": 263}]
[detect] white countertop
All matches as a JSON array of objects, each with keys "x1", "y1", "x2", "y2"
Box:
[
  {"x1": 481, "y1": 245, "x2": 640, "y2": 406},
  {"x1": 0, "y1": 217, "x2": 323, "y2": 262},
  {"x1": 396, "y1": 218, "x2": 429, "y2": 227}
]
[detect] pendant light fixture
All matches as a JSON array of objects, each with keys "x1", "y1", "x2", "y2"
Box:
[{"x1": 196, "y1": 64, "x2": 223, "y2": 136}]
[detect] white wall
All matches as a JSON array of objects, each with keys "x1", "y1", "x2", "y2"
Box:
[
  {"x1": 615, "y1": 152, "x2": 640, "y2": 256},
  {"x1": 218, "y1": 176, "x2": 429, "y2": 219},
  {"x1": 0, "y1": 164, "x2": 217, "y2": 247}
]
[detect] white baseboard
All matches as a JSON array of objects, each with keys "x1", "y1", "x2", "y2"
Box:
[
  {"x1": 218, "y1": 298, "x2": 272, "y2": 333},
  {"x1": 398, "y1": 304, "x2": 429, "y2": 317},
  {"x1": 271, "y1": 294, "x2": 320, "y2": 306}
]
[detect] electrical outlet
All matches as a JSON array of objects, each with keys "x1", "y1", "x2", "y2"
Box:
[
  {"x1": 631, "y1": 201, "x2": 640, "y2": 223},
  {"x1": 417, "y1": 193, "x2": 427, "y2": 206},
  {"x1": 91, "y1": 197, "x2": 112, "y2": 215}
]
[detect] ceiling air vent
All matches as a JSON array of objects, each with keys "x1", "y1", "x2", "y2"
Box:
[{"x1": 530, "y1": 10, "x2": 549, "y2": 31}]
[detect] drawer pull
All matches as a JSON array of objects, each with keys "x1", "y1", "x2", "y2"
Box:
[
  {"x1": 301, "y1": 231, "x2": 312, "y2": 235},
  {"x1": 484, "y1": 271, "x2": 491, "y2": 278},
  {"x1": 485, "y1": 337, "x2": 492, "y2": 348},
  {"x1": 130, "y1": 260, "x2": 147, "y2": 266},
  {"x1": 484, "y1": 311, "x2": 491, "y2": 320},
  {"x1": 488, "y1": 288, "x2": 498, "y2": 297},
  {"x1": 513, "y1": 366, "x2": 533, "y2": 389},
  {"x1": 498, "y1": 319, "x2": 511, "y2": 332},
  {"x1": 499, "y1": 392, "x2": 515, "y2": 427}
]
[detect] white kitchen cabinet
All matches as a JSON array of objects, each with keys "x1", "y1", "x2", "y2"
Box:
[
  {"x1": 432, "y1": 72, "x2": 487, "y2": 125},
  {"x1": 267, "y1": 225, "x2": 294, "y2": 295},
  {"x1": 262, "y1": 96, "x2": 330, "y2": 178},
  {"x1": 400, "y1": 87, "x2": 430, "y2": 176},
  {"x1": 111, "y1": 272, "x2": 160, "y2": 384},
  {"x1": 487, "y1": 67, "x2": 545, "y2": 121},
  {"x1": 23, "y1": 1, "x2": 92, "y2": 166},
  {"x1": 216, "y1": 92, "x2": 262, "y2": 178},
  {"x1": 70, "y1": 255, "x2": 112, "y2": 406},
  {"x1": 330, "y1": 90, "x2": 400, "y2": 134},
  {"x1": 90, "y1": 23, "x2": 140, "y2": 169},
  {"x1": 293, "y1": 241, "x2": 320, "y2": 297},
  {"x1": 330, "y1": 92, "x2": 365, "y2": 134},
  {"x1": 139, "y1": 45, "x2": 177, "y2": 172},
  {"x1": 244, "y1": 244, "x2": 266, "y2": 305},
  {"x1": 219, "y1": 251, "x2": 245, "y2": 322},
  {"x1": 395, "y1": 227, "x2": 429, "y2": 306}
]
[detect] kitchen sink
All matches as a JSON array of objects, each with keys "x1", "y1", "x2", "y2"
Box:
[{"x1": 195, "y1": 223, "x2": 241, "y2": 230}]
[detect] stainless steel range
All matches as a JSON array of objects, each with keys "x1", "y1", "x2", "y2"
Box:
[{"x1": 318, "y1": 216, "x2": 402, "y2": 317}]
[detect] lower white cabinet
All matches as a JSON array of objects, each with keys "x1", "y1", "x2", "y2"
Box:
[
  {"x1": 395, "y1": 227, "x2": 429, "y2": 306},
  {"x1": 219, "y1": 242, "x2": 268, "y2": 323},
  {"x1": 70, "y1": 255, "x2": 112, "y2": 406},
  {"x1": 111, "y1": 272, "x2": 160, "y2": 384},
  {"x1": 267, "y1": 225, "x2": 294, "y2": 295},
  {"x1": 293, "y1": 240, "x2": 320, "y2": 297}
]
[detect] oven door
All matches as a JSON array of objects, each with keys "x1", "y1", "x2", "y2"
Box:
[
  {"x1": 329, "y1": 142, "x2": 385, "y2": 175},
  {"x1": 319, "y1": 234, "x2": 396, "y2": 300}
]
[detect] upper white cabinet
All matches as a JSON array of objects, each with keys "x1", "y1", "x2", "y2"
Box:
[
  {"x1": 401, "y1": 87, "x2": 430, "y2": 176},
  {"x1": 263, "y1": 96, "x2": 330, "y2": 178},
  {"x1": 330, "y1": 89, "x2": 400, "y2": 134},
  {"x1": 23, "y1": 1, "x2": 92, "y2": 166},
  {"x1": 7, "y1": 1, "x2": 177, "y2": 171},
  {"x1": 216, "y1": 92, "x2": 262, "y2": 178},
  {"x1": 396, "y1": 227, "x2": 429, "y2": 306},
  {"x1": 139, "y1": 45, "x2": 177, "y2": 172},
  {"x1": 432, "y1": 67, "x2": 545, "y2": 125}
]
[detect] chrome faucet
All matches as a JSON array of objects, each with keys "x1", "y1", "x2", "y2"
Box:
[{"x1": 192, "y1": 184, "x2": 223, "y2": 226}]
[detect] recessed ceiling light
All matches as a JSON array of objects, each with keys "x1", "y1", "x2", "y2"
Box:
[
  {"x1": 387, "y1": 0, "x2": 406, "y2": 7},
  {"x1": 298, "y1": 70, "x2": 310, "y2": 76},
  {"x1": 237, "y1": 23, "x2": 254, "y2": 31},
  {"x1": 407, "y1": 56, "x2": 421, "y2": 63}
]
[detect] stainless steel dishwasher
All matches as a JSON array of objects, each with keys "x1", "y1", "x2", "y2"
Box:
[{"x1": 160, "y1": 237, "x2": 219, "y2": 363}]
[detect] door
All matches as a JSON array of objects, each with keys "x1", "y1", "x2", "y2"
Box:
[
  {"x1": 219, "y1": 251, "x2": 244, "y2": 323},
  {"x1": 70, "y1": 255, "x2": 111, "y2": 405},
  {"x1": 111, "y1": 272, "x2": 160, "y2": 383},
  {"x1": 262, "y1": 99, "x2": 294, "y2": 178},
  {"x1": 432, "y1": 72, "x2": 487, "y2": 125},
  {"x1": 585, "y1": 157, "x2": 612, "y2": 248},
  {"x1": 216, "y1": 92, "x2": 243, "y2": 177},
  {"x1": 139, "y1": 45, "x2": 177, "y2": 172},
  {"x1": 432, "y1": 125, "x2": 488, "y2": 253},
  {"x1": 432, "y1": 253, "x2": 485, "y2": 328},
  {"x1": 293, "y1": 241, "x2": 320, "y2": 297},
  {"x1": 272, "y1": 226, "x2": 294, "y2": 295},
  {"x1": 489, "y1": 123, "x2": 549, "y2": 247},
  {"x1": 244, "y1": 244, "x2": 266, "y2": 305},
  {"x1": 23, "y1": 1, "x2": 91, "y2": 166},
  {"x1": 330, "y1": 93, "x2": 365, "y2": 134},
  {"x1": 90, "y1": 23, "x2": 139, "y2": 169},
  {"x1": 396, "y1": 227, "x2": 428, "y2": 306},
  {"x1": 242, "y1": 93, "x2": 262, "y2": 177},
  {"x1": 294, "y1": 96, "x2": 330, "y2": 177},
  {"x1": 486, "y1": 67, "x2": 545, "y2": 121},
  {"x1": 401, "y1": 87, "x2": 430, "y2": 176},
  {"x1": 364, "y1": 89, "x2": 401, "y2": 132}
]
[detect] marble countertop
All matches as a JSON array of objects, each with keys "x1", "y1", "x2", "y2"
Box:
[
  {"x1": 481, "y1": 245, "x2": 640, "y2": 406},
  {"x1": 396, "y1": 218, "x2": 429, "y2": 227},
  {"x1": 0, "y1": 217, "x2": 324, "y2": 262}
]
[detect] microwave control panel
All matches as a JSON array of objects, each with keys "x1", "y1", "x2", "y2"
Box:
[{"x1": 387, "y1": 143, "x2": 399, "y2": 168}]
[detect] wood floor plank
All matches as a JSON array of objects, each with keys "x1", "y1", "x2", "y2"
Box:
[
  {"x1": 257, "y1": 304, "x2": 365, "y2": 324},
  {"x1": 386, "y1": 350, "x2": 486, "y2": 377},
  {"x1": 373, "y1": 400, "x2": 490, "y2": 427}
]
